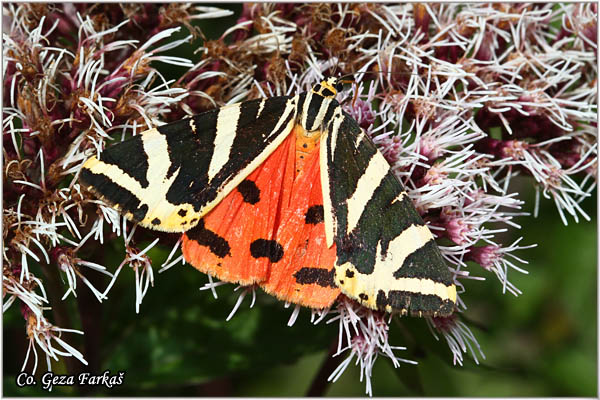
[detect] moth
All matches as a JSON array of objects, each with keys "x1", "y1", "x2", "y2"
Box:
[{"x1": 80, "y1": 77, "x2": 456, "y2": 317}]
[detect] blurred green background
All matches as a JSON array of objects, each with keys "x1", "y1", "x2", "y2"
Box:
[{"x1": 3, "y1": 5, "x2": 597, "y2": 396}]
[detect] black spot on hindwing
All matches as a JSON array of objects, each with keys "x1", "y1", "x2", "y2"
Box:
[
  {"x1": 186, "y1": 220, "x2": 231, "y2": 258},
  {"x1": 237, "y1": 180, "x2": 260, "y2": 204},
  {"x1": 250, "y1": 239, "x2": 284, "y2": 263},
  {"x1": 304, "y1": 205, "x2": 324, "y2": 224},
  {"x1": 178, "y1": 209, "x2": 187, "y2": 217},
  {"x1": 151, "y1": 218, "x2": 161, "y2": 225}
]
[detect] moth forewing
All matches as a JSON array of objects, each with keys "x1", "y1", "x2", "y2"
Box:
[
  {"x1": 80, "y1": 96, "x2": 298, "y2": 233},
  {"x1": 80, "y1": 129, "x2": 198, "y2": 232},
  {"x1": 321, "y1": 112, "x2": 457, "y2": 317},
  {"x1": 319, "y1": 126, "x2": 336, "y2": 248}
]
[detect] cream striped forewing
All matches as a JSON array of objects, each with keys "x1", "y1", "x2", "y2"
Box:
[
  {"x1": 320, "y1": 110, "x2": 457, "y2": 317},
  {"x1": 80, "y1": 96, "x2": 298, "y2": 232}
]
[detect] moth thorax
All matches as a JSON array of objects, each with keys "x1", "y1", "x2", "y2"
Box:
[
  {"x1": 300, "y1": 92, "x2": 337, "y2": 133},
  {"x1": 311, "y1": 78, "x2": 339, "y2": 98}
]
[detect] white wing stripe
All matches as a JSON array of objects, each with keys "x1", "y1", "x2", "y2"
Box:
[
  {"x1": 208, "y1": 105, "x2": 241, "y2": 182},
  {"x1": 267, "y1": 98, "x2": 296, "y2": 139},
  {"x1": 256, "y1": 99, "x2": 266, "y2": 118},
  {"x1": 321, "y1": 128, "x2": 335, "y2": 247},
  {"x1": 345, "y1": 150, "x2": 390, "y2": 234},
  {"x1": 301, "y1": 92, "x2": 313, "y2": 130}
]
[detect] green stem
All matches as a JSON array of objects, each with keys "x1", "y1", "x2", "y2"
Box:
[
  {"x1": 40, "y1": 262, "x2": 81, "y2": 378},
  {"x1": 306, "y1": 336, "x2": 341, "y2": 397}
]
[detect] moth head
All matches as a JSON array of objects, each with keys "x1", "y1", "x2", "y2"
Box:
[{"x1": 313, "y1": 76, "x2": 354, "y2": 99}]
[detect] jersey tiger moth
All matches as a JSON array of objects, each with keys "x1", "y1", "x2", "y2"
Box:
[{"x1": 79, "y1": 77, "x2": 457, "y2": 317}]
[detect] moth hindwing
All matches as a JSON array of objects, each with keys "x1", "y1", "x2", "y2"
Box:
[{"x1": 80, "y1": 76, "x2": 456, "y2": 317}]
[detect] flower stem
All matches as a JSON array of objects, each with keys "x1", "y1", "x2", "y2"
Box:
[
  {"x1": 40, "y1": 262, "x2": 81, "y2": 377},
  {"x1": 75, "y1": 268, "x2": 104, "y2": 373},
  {"x1": 306, "y1": 336, "x2": 341, "y2": 397}
]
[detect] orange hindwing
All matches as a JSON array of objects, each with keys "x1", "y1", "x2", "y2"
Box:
[
  {"x1": 182, "y1": 125, "x2": 340, "y2": 308},
  {"x1": 182, "y1": 132, "x2": 295, "y2": 286},
  {"x1": 261, "y1": 126, "x2": 340, "y2": 308}
]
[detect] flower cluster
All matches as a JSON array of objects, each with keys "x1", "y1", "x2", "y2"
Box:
[
  {"x1": 3, "y1": 3, "x2": 232, "y2": 374},
  {"x1": 3, "y1": 3, "x2": 597, "y2": 395}
]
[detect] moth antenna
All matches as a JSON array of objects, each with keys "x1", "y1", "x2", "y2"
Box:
[
  {"x1": 337, "y1": 78, "x2": 357, "y2": 108},
  {"x1": 338, "y1": 72, "x2": 355, "y2": 82},
  {"x1": 331, "y1": 62, "x2": 339, "y2": 77},
  {"x1": 351, "y1": 82, "x2": 359, "y2": 108}
]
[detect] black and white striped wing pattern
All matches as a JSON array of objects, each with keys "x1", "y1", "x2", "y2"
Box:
[
  {"x1": 80, "y1": 96, "x2": 297, "y2": 232},
  {"x1": 320, "y1": 109, "x2": 457, "y2": 317}
]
